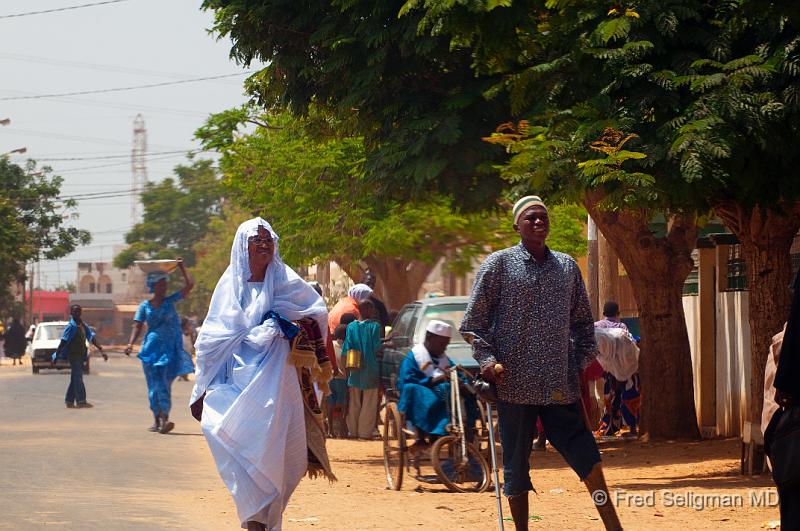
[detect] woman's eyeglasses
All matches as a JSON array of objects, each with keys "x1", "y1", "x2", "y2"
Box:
[{"x1": 248, "y1": 235, "x2": 274, "y2": 246}]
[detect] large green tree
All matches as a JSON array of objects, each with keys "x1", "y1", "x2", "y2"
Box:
[
  {"x1": 0, "y1": 158, "x2": 91, "y2": 315},
  {"x1": 114, "y1": 160, "x2": 222, "y2": 269},
  {"x1": 201, "y1": 0, "x2": 509, "y2": 209},
  {"x1": 196, "y1": 107, "x2": 527, "y2": 310},
  {"x1": 406, "y1": 0, "x2": 705, "y2": 438},
  {"x1": 199, "y1": 0, "x2": 704, "y2": 439},
  {"x1": 409, "y1": 0, "x2": 800, "y2": 438}
]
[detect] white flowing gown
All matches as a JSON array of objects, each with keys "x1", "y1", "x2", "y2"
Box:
[{"x1": 191, "y1": 219, "x2": 328, "y2": 530}]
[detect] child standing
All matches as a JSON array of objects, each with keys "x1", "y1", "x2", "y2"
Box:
[{"x1": 343, "y1": 300, "x2": 382, "y2": 440}]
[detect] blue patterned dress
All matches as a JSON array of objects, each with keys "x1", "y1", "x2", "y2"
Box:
[{"x1": 134, "y1": 291, "x2": 194, "y2": 415}]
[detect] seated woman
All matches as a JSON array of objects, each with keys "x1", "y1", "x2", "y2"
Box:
[
  {"x1": 190, "y1": 218, "x2": 335, "y2": 531},
  {"x1": 396, "y1": 320, "x2": 478, "y2": 449}
]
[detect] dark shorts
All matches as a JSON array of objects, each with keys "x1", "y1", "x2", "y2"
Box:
[{"x1": 497, "y1": 401, "x2": 601, "y2": 497}]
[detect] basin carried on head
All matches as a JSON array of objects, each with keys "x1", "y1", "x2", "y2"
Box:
[{"x1": 134, "y1": 259, "x2": 179, "y2": 274}]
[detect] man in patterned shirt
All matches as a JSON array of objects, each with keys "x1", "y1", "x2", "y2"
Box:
[{"x1": 461, "y1": 196, "x2": 622, "y2": 531}]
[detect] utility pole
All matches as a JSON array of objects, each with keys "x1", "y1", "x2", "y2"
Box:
[
  {"x1": 28, "y1": 261, "x2": 34, "y2": 325},
  {"x1": 131, "y1": 114, "x2": 147, "y2": 225}
]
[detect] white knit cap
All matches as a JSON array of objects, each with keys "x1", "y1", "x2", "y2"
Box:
[
  {"x1": 426, "y1": 319, "x2": 453, "y2": 338},
  {"x1": 512, "y1": 195, "x2": 547, "y2": 226}
]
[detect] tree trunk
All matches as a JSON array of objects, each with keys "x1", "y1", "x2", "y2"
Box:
[
  {"x1": 333, "y1": 256, "x2": 436, "y2": 311},
  {"x1": 364, "y1": 257, "x2": 437, "y2": 311},
  {"x1": 585, "y1": 193, "x2": 701, "y2": 439},
  {"x1": 715, "y1": 201, "x2": 800, "y2": 430}
]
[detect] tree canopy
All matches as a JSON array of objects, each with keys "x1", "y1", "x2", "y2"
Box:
[
  {"x1": 114, "y1": 159, "x2": 222, "y2": 269},
  {"x1": 196, "y1": 106, "x2": 527, "y2": 309},
  {"x1": 201, "y1": 0, "x2": 509, "y2": 209},
  {"x1": 404, "y1": 0, "x2": 800, "y2": 438},
  {"x1": 0, "y1": 158, "x2": 90, "y2": 315}
]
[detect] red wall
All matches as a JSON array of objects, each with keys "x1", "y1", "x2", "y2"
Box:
[{"x1": 32, "y1": 291, "x2": 70, "y2": 322}]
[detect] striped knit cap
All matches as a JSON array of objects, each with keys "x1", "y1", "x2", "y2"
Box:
[{"x1": 512, "y1": 195, "x2": 547, "y2": 226}]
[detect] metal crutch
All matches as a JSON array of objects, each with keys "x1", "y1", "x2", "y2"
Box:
[
  {"x1": 484, "y1": 400, "x2": 505, "y2": 531},
  {"x1": 461, "y1": 332, "x2": 505, "y2": 530}
]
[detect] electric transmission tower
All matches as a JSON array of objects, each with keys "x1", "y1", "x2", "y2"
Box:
[{"x1": 131, "y1": 114, "x2": 147, "y2": 225}]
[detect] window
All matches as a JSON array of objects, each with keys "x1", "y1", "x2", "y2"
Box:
[
  {"x1": 727, "y1": 244, "x2": 747, "y2": 291},
  {"x1": 106, "y1": 284, "x2": 112, "y2": 294},
  {"x1": 414, "y1": 303, "x2": 468, "y2": 345},
  {"x1": 390, "y1": 305, "x2": 418, "y2": 339},
  {"x1": 89, "y1": 283, "x2": 96, "y2": 293},
  {"x1": 683, "y1": 250, "x2": 699, "y2": 296},
  {"x1": 35, "y1": 324, "x2": 66, "y2": 341}
]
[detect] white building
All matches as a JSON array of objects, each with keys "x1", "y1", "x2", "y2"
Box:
[{"x1": 70, "y1": 246, "x2": 148, "y2": 343}]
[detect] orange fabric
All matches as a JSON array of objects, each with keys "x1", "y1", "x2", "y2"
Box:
[{"x1": 327, "y1": 296, "x2": 360, "y2": 334}]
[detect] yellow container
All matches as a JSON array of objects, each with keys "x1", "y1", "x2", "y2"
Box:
[{"x1": 345, "y1": 349, "x2": 362, "y2": 369}]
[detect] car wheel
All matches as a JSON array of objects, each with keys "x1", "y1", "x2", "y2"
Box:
[{"x1": 32, "y1": 366, "x2": 39, "y2": 374}]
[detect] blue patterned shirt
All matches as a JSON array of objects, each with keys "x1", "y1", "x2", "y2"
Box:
[{"x1": 460, "y1": 244, "x2": 597, "y2": 405}]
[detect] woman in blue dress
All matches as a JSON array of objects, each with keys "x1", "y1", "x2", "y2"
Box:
[{"x1": 125, "y1": 259, "x2": 195, "y2": 434}]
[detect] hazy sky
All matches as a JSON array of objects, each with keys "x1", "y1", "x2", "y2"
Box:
[{"x1": 1, "y1": 0, "x2": 255, "y2": 289}]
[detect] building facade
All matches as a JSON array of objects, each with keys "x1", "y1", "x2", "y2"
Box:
[{"x1": 70, "y1": 248, "x2": 148, "y2": 344}]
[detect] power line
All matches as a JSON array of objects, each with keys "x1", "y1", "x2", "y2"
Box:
[
  {"x1": 4, "y1": 127, "x2": 185, "y2": 150},
  {"x1": 53, "y1": 152, "x2": 198, "y2": 173},
  {"x1": 0, "y1": 0, "x2": 130, "y2": 19},
  {"x1": 3, "y1": 91, "x2": 212, "y2": 117},
  {"x1": 35, "y1": 149, "x2": 199, "y2": 161},
  {"x1": 0, "y1": 52, "x2": 247, "y2": 85},
  {"x1": 0, "y1": 72, "x2": 251, "y2": 101}
]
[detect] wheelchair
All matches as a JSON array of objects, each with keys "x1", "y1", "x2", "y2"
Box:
[{"x1": 382, "y1": 367, "x2": 492, "y2": 493}]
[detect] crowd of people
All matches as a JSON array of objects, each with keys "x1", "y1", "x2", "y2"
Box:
[{"x1": 3, "y1": 195, "x2": 798, "y2": 531}]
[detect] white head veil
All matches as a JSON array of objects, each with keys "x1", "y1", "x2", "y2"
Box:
[
  {"x1": 191, "y1": 217, "x2": 328, "y2": 403},
  {"x1": 348, "y1": 283, "x2": 373, "y2": 301}
]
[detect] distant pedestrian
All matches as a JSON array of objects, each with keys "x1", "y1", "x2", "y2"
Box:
[
  {"x1": 4, "y1": 317, "x2": 26, "y2": 366},
  {"x1": 595, "y1": 301, "x2": 640, "y2": 437},
  {"x1": 460, "y1": 195, "x2": 622, "y2": 531},
  {"x1": 363, "y1": 271, "x2": 390, "y2": 334},
  {"x1": 328, "y1": 283, "x2": 372, "y2": 334},
  {"x1": 325, "y1": 320, "x2": 353, "y2": 438},
  {"x1": 53, "y1": 305, "x2": 106, "y2": 408},
  {"x1": 343, "y1": 299, "x2": 382, "y2": 439},
  {"x1": 125, "y1": 259, "x2": 195, "y2": 434}
]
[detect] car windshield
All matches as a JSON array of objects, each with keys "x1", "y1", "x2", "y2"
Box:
[
  {"x1": 413, "y1": 303, "x2": 467, "y2": 345},
  {"x1": 36, "y1": 324, "x2": 66, "y2": 341}
]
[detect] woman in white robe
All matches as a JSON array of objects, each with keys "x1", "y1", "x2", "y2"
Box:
[{"x1": 190, "y1": 218, "x2": 334, "y2": 531}]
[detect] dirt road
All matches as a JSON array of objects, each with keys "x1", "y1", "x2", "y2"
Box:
[{"x1": 0, "y1": 353, "x2": 781, "y2": 530}]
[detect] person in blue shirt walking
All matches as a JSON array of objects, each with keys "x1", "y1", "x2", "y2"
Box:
[
  {"x1": 53, "y1": 304, "x2": 106, "y2": 408},
  {"x1": 125, "y1": 259, "x2": 194, "y2": 434}
]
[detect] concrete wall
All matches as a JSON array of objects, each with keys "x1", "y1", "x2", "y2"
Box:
[
  {"x1": 683, "y1": 295, "x2": 702, "y2": 427},
  {"x1": 715, "y1": 291, "x2": 751, "y2": 437},
  {"x1": 683, "y1": 291, "x2": 752, "y2": 438}
]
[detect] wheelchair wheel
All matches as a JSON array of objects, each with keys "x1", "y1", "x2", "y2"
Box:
[
  {"x1": 382, "y1": 402, "x2": 405, "y2": 490},
  {"x1": 430, "y1": 435, "x2": 491, "y2": 493}
]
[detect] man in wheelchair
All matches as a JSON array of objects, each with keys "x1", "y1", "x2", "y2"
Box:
[{"x1": 396, "y1": 320, "x2": 479, "y2": 452}]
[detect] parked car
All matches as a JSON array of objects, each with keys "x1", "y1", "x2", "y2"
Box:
[
  {"x1": 27, "y1": 321, "x2": 90, "y2": 375},
  {"x1": 380, "y1": 296, "x2": 477, "y2": 394}
]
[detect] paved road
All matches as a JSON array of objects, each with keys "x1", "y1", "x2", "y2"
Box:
[
  {"x1": 0, "y1": 352, "x2": 238, "y2": 530},
  {"x1": 1, "y1": 353, "x2": 780, "y2": 530}
]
